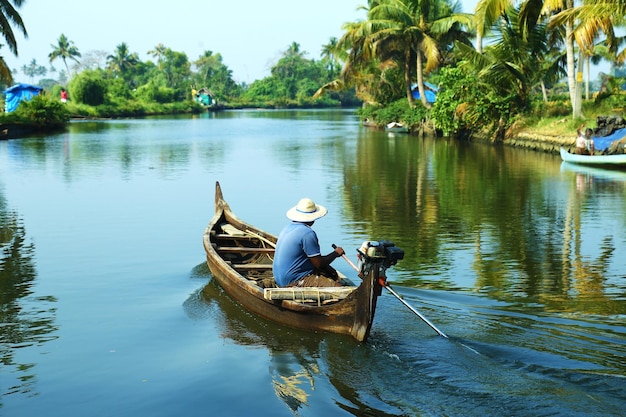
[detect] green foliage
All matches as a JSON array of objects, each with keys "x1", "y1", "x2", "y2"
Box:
[
  {"x1": 357, "y1": 99, "x2": 429, "y2": 127},
  {"x1": 431, "y1": 67, "x2": 513, "y2": 137},
  {"x1": 238, "y1": 42, "x2": 345, "y2": 107},
  {"x1": 528, "y1": 99, "x2": 570, "y2": 118},
  {"x1": 135, "y1": 80, "x2": 176, "y2": 104},
  {"x1": 69, "y1": 70, "x2": 107, "y2": 106},
  {"x1": 106, "y1": 77, "x2": 133, "y2": 100},
  {"x1": 48, "y1": 84, "x2": 64, "y2": 101},
  {"x1": 12, "y1": 93, "x2": 69, "y2": 128}
]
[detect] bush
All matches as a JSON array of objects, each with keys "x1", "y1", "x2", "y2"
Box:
[
  {"x1": 356, "y1": 99, "x2": 428, "y2": 128},
  {"x1": 69, "y1": 70, "x2": 107, "y2": 106},
  {"x1": 13, "y1": 93, "x2": 70, "y2": 128},
  {"x1": 431, "y1": 67, "x2": 513, "y2": 138},
  {"x1": 135, "y1": 81, "x2": 177, "y2": 104}
]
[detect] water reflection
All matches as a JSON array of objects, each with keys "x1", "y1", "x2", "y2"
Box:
[
  {"x1": 0, "y1": 197, "x2": 58, "y2": 401},
  {"x1": 3, "y1": 111, "x2": 626, "y2": 415},
  {"x1": 195, "y1": 279, "x2": 323, "y2": 415},
  {"x1": 4, "y1": 119, "x2": 228, "y2": 183},
  {"x1": 183, "y1": 267, "x2": 399, "y2": 416},
  {"x1": 185, "y1": 271, "x2": 626, "y2": 416},
  {"x1": 344, "y1": 134, "x2": 626, "y2": 318}
]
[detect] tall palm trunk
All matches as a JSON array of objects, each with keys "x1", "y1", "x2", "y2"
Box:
[
  {"x1": 415, "y1": 50, "x2": 429, "y2": 108},
  {"x1": 63, "y1": 58, "x2": 71, "y2": 79},
  {"x1": 405, "y1": 47, "x2": 415, "y2": 107},
  {"x1": 585, "y1": 55, "x2": 590, "y2": 100},
  {"x1": 574, "y1": 48, "x2": 584, "y2": 118},
  {"x1": 566, "y1": 21, "x2": 576, "y2": 112},
  {"x1": 565, "y1": 0, "x2": 581, "y2": 118}
]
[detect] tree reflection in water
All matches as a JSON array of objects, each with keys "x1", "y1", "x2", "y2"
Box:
[
  {"x1": 0, "y1": 200, "x2": 58, "y2": 402},
  {"x1": 343, "y1": 135, "x2": 626, "y2": 317}
]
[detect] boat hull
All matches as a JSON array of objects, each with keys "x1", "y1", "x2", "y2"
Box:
[
  {"x1": 560, "y1": 147, "x2": 626, "y2": 168},
  {"x1": 203, "y1": 182, "x2": 383, "y2": 342}
]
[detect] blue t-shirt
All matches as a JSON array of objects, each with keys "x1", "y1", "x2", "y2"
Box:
[{"x1": 273, "y1": 222, "x2": 321, "y2": 286}]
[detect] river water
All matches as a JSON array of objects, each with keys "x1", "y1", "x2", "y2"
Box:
[{"x1": 1, "y1": 110, "x2": 624, "y2": 416}]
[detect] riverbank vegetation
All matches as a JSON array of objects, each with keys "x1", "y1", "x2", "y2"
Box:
[{"x1": 1, "y1": 0, "x2": 625, "y2": 141}]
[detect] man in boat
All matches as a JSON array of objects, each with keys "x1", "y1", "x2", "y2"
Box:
[
  {"x1": 273, "y1": 198, "x2": 345, "y2": 287},
  {"x1": 575, "y1": 124, "x2": 594, "y2": 155}
]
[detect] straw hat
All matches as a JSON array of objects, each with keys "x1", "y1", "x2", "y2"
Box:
[{"x1": 286, "y1": 198, "x2": 328, "y2": 222}]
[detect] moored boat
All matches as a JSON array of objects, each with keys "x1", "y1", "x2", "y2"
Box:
[
  {"x1": 385, "y1": 122, "x2": 409, "y2": 133},
  {"x1": 560, "y1": 147, "x2": 626, "y2": 168},
  {"x1": 203, "y1": 182, "x2": 404, "y2": 342}
]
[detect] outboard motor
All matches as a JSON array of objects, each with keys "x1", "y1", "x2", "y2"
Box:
[{"x1": 356, "y1": 240, "x2": 404, "y2": 283}]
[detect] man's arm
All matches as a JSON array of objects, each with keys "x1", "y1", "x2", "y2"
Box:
[{"x1": 309, "y1": 246, "x2": 344, "y2": 269}]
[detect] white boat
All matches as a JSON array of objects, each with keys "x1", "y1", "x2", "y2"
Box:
[
  {"x1": 559, "y1": 148, "x2": 626, "y2": 168},
  {"x1": 385, "y1": 122, "x2": 408, "y2": 133}
]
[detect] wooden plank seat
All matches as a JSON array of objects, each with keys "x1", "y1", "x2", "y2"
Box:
[
  {"x1": 215, "y1": 246, "x2": 275, "y2": 253},
  {"x1": 231, "y1": 263, "x2": 273, "y2": 269},
  {"x1": 214, "y1": 234, "x2": 259, "y2": 240},
  {"x1": 264, "y1": 287, "x2": 357, "y2": 303}
]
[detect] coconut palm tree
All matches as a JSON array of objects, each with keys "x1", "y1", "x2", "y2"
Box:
[
  {"x1": 328, "y1": 14, "x2": 385, "y2": 105},
  {"x1": 321, "y1": 37, "x2": 343, "y2": 79},
  {"x1": 457, "y1": 6, "x2": 552, "y2": 109},
  {"x1": 474, "y1": 0, "x2": 512, "y2": 54},
  {"x1": 474, "y1": 0, "x2": 585, "y2": 117},
  {"x1": 553, "y1": 0, "x2": 626, "y2": 65},
  {"x1": 106, "y1": 42, "x2": 139, "y2": 76},
  {"x1": 0, "y1": 0, "x2": 28, "y2": 83},
  {"x1": 147, "y1": 43, "x2": 167, "y2": 70},
  {"x1": 48, "y1": 34, "x2": 81, "y2": 78},
  {"x1": 367, "y1": 0, "x2": 472, "y2": 107}
]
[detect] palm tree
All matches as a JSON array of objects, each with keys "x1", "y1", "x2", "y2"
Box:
[
  {"x1": 368, "y1": 0, "x2": 472, "y2": 107},
  {"x1": 554, "y1": 1, "x2": 626, "y2": 65},
  {"x1": 458, "y1": 6, "x2": 552, "y2": 108},
  {"x1": 320, "y1": 37, "x2": 343, "y2": 79},
  {"x1": 474, "y1": 0, "x2": 585, "y2": 117},
  {"x1": 106, "y1": 42, "x2": 139, "y2": 76},
  {"x1": 321, "y1": 16, "x2": 382, "y2": 105},
  {"x1": 330, "y1": 6, "x2": 390, "y2": 105},
  {"x1": 474, "y1": 0, "x2": 512, "y2": 54},
  {"x1": 0, "y1": 0, "x2": 28, "y2": 84},
  {"x1": 48, "y1": 34, "x2": 81, "y2": 78},
  {"x1": 285, "y1": 42, "x2": 305, "y2": 59},
  {"x1": 147, "y1": 43, "x2": 168, "y2": 70}
]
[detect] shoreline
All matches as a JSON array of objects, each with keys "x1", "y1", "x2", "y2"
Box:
[{"x1": 493, "y1": 131, "x2": 574, "y2": 154}]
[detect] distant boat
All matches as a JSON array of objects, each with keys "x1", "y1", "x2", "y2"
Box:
[
  {"x1": 193, "y1": 87, "x2": 222, "y2": 110},
  {"x1": 385, "y1": 122, "x2": 409, "y2": 133},
  {"x1": 560, "y1": 147, "x2": 626, "y2": 168}
]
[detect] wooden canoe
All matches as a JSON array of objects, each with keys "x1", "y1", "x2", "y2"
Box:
[
  {"x1": 560, "y1": 147, "x2": 626, "y2": 168},
  {"x1": 203, "y1": 181, "x2": 399, "y2": 342}
]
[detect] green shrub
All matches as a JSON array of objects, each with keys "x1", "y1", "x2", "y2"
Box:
[
  {"x1": 69, "y1": 70, "x2": 107, "y2": 106},
  {"x1": 13, "y1": 93, "x2": 70, "y2": 128},
  {"x1": 431, "y1": 67, "x2": 513, "y2": 137},
  {"x1": 135, "y1": 81, "x2": 177, "y2": 104},
  {"x1": 357, "y1": 100, "x2": 428, "y2": 127}
]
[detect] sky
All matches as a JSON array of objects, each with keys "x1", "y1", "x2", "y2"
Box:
[{"x1": 3, "y1": 0, "x2": 481, "y2": 85}]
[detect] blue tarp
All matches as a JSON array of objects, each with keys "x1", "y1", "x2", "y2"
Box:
[
  {"x1": 411, "y1": 82, "x2": 438, "y2": 103},
  {"x1": 3, "y1": 83, "x2": 43, "y2": 113},
  {"x1": 593, "y1": 127, "x2": 626, "y2": 151}
]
